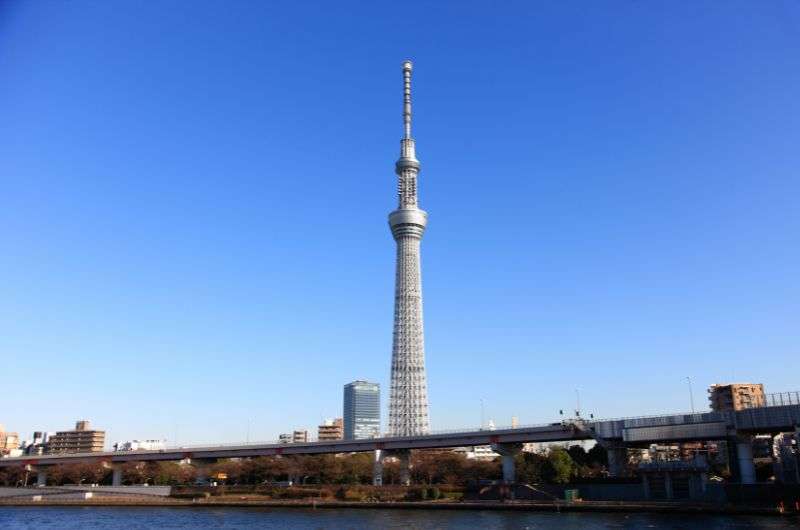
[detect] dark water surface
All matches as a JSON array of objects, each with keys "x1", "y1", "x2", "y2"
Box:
[{"x1": 0, "y1": 506, "x2": 798, "y2": 529}]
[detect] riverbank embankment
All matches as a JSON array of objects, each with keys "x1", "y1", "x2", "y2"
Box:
[{"x1": 0, "y1": 495, "x2": 796, "y2": 516}]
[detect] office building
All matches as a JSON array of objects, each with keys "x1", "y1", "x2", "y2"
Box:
[
  {"x1": 318, "y1": 418, "x2": 344, "y2": 441},
  {"x1": 708, "y1": 383, "x2": 765, "y2": 411},
  {"x1": 344, "y1": 380, "x2": 380, "y2": 440},
  {"x1": 46, "y1": 420, "x2": 105, "y2": 454}
]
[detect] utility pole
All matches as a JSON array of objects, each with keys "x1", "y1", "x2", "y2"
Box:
[{"x1": 480, "y1": 398, "x2": 485, "y2": 430}]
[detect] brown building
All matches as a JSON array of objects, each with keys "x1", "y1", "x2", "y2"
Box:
[
  {"x1": 292, "y1": 430, "x2": 308, "y2": 443},
  {"x1": 0, "y1": 424, "x2": 20, "y2": 456},
  {"x1": 318, "y1": 418, "x2": 344, "y2": 441},
  {"x1": 708, "y1": 383, "x2": 765, "y2": 411},
  {"x1": 46, "y1": 420, "x2": 106, "y2": 454}
]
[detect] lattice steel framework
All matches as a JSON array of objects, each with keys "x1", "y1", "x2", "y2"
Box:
[{"x1": 388, "y1": 60, "x2": 430, "y2": 436}]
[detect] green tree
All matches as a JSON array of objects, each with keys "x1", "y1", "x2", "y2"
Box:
[
  {"x1": 587, "y1": 443, "x2": 608, "y2": 467},
  {"x1": 542, "y1": 447, "x2": 575, "y2": 484},
  {"x1": 515, "y1": 451, "x2": 546, "y2": 484}
]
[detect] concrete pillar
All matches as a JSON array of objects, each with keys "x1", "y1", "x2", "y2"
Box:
[
  {"x1": 491, "y1": 443, "x2": 523, "y2": 484},
  {"x1": 794, "y1": 427, "x2": 800, "y2": 484},
  {"x1": 191, "y1": 458, "x2": 217, "y2": 485},
  {"x1": 112, "y1": 464, "x2": 123, "y2": 487},
  {"x1": 373, "y1": 450, "x2": 384, "y2": 486},
  {"x1": 606, "y1": 447, "x2": 628, "y2": 477},
  {"x1": 641, "y1": 474, "x2": 651, "y2": 500},
  {"x1": 36, "y1": 468, "x2": 48, "y2": 487},
  {"x1": 736, "y1": 435, "x2": 756, "y2": 484},
  {"x1": 501, "y1": 454, "x2": 516, "y2": 484},
  {"x1": 664, "y1": 473, "x2": 673, "y2": 500},
  {"x1": 398, "y1": 450, "x2": 411, "y2": 486}
]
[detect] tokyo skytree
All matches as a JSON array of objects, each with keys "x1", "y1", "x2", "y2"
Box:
[{"x1": 388, "y1": 60, "x2": 430, "y2": 437}]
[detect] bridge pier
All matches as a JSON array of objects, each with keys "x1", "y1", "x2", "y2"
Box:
[
  {"x1": 491, "y1": 443, "x2": 522, "y2": 484},
  {"x1": 32, "y1": 466, "x2": 48, "y2": 487},
  {"x1": 112, "y1": 464, "x2": 124, "y2": 486},
  {"x1": 735, "y1": 435, "x2": 756, "y2": 484},
  {"x1": 373, "y1": 450, "x2": 384, "y2": 486},
  {"x1": 372, "y1": 449, "x2": 411, "y2": 486},
  {"x1": 606, "y1": 447, "x2": 628, "y2": 477},
  {"x1": 191, "y1": 458, "x2": 217, "y2": 485},
  {"x1": 398, "y1": 449, "x2": 411, "y2": 486},
  {"x1": 101, "y1": 461, "x2": 124, "y2": 486}
]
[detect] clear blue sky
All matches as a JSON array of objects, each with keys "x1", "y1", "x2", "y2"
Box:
[{"x1": 1, "y1": 1, "x2": 798, "y2": 446}]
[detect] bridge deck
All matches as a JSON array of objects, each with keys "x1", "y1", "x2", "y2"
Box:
[{"x1": 3, "y1": 404, "x2": 797, "y2": 468}]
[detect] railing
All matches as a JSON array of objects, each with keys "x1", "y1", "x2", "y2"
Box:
[
  {"x1": 130, "y1": 412, "x2": 731, "y2": 452},
  {"x1": 735, "y1": 391, "x2": 800, "y2": 410},
  {"x1": 158, "y1": 421, "x2": 561, "y2": 451},
  {"x1": 763, "y1": 392, "x2": 800, "y2": 408},
  {"x1": 9, "y1": 403, "x2": 799, "y2": 461}
]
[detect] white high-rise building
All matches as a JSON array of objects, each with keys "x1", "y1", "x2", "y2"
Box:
[{"x1": 388, "y1": 60, "x2": 430, "y2": 437}]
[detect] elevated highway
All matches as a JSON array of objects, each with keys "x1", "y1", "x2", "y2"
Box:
[{"x1": 3, "y1": 404, "x2": 798, "y2": 486}]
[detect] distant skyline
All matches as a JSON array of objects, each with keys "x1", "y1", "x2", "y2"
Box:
[{"x1": 1, "y1": 1, "x2": 798, "y2": 446}]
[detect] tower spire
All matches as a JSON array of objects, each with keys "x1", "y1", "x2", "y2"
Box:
[
  {"x1": 396, "y1": 60, "x2": 420, "y2": 209},
  {"x1": 402, "y1": 60, "x2": 413, "y2": 139}
]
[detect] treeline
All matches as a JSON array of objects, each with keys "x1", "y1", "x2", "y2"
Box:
[{"x1": 0, "y1": 445, "x2": 609, "y2": 487}]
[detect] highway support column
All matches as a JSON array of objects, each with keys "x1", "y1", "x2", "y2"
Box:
[
  {"x1": 101, "y1": 461, "x2": 124, "y2": 486},
  {"x1": 372, "y1": 449, "x2": 411, "y2": 486},
  {"x1": 607, "y1": 447, "x2": 628, "y2": 477},
  {"x1": 735, "y1": 434, "x2": 756, "y2": 485},
  {"x1": 112, "y1": 464, "x2": 124, "y2": 486},
  {"x1": 191, "y1": 458, "x2": 217, "y2": 485},
  {"x1": 373, "y1": 450, "x2": 384, "y2": 486},
  {"x1": 397, "y1": 449, "x2": 411, "y2": 486},
  {"x1": 32, "y1": 466, "x2": 48, "y2": 487},
  {"x1": 491, "y1": 443, "x2": 522, "y2": 484}
]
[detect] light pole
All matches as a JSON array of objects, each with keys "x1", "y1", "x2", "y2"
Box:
[{"x1": 687, "y1": 376, "x2": 695, "y2": 413}]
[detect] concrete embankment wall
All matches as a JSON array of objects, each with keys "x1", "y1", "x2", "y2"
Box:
[
  {"x1": 0, "y1": 486, "x2": 171, "y2": 498},
  {"x1": 58, "y1": 485, "x2": 172, "y2": 497}
]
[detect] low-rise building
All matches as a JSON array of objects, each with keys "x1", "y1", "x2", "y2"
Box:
[
  {"x1": 23, "y1": 431, "x2": 53, "y2": 455},
  {"x1": 278, "y1": 430, "x2": 308, "y2": 444},
  {"x1": 318, "y1": 418, "x2": 344, "y2": 441},
  {"x1": 708, "y1": 383, "x2": 765, "y2": 411},
  {"x1": 114, "y1": 439, "x2": 166, "y2": 451},
  {"x1": 46, "y1": 420, "x2": 105, "y2": 454},
  {"x1": 293, "y1": 430, "x2": 308, "y2": 443},
  {"x1": 0, "y1": 425, "x2": 20, "y2": 456},
  {"x1": 453, "y1": 445, "x2": 499, "y2": 461}
]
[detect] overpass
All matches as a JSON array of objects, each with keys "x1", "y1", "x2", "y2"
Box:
[{"x1": 3, "y1": 403, "x2": 798, "y2": 486}]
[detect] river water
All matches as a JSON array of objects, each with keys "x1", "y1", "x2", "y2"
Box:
[{"x1": 0, "y1": 507, "x2": 798, "y2": 529}]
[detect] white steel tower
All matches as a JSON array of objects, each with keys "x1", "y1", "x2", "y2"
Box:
[{"x1": 388, "y1": 60, "x2": 430, "y2": 436}]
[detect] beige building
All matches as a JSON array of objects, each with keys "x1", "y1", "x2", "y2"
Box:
[
  {"x1": 0, "y1": 424, "x2": 20, "y2": 456},
  {"x1": 46, "y1": 420, "x2": 105, "y2": 454},
  {"x1": 292, "y1": 430, "x2": 308, "y2": 443},
  {"x1": 708, "y1": 383, "x2": 765, "y2": 411},
  {"x1": 318, "y1": 418, "x2": 344, "y2": 441}
]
